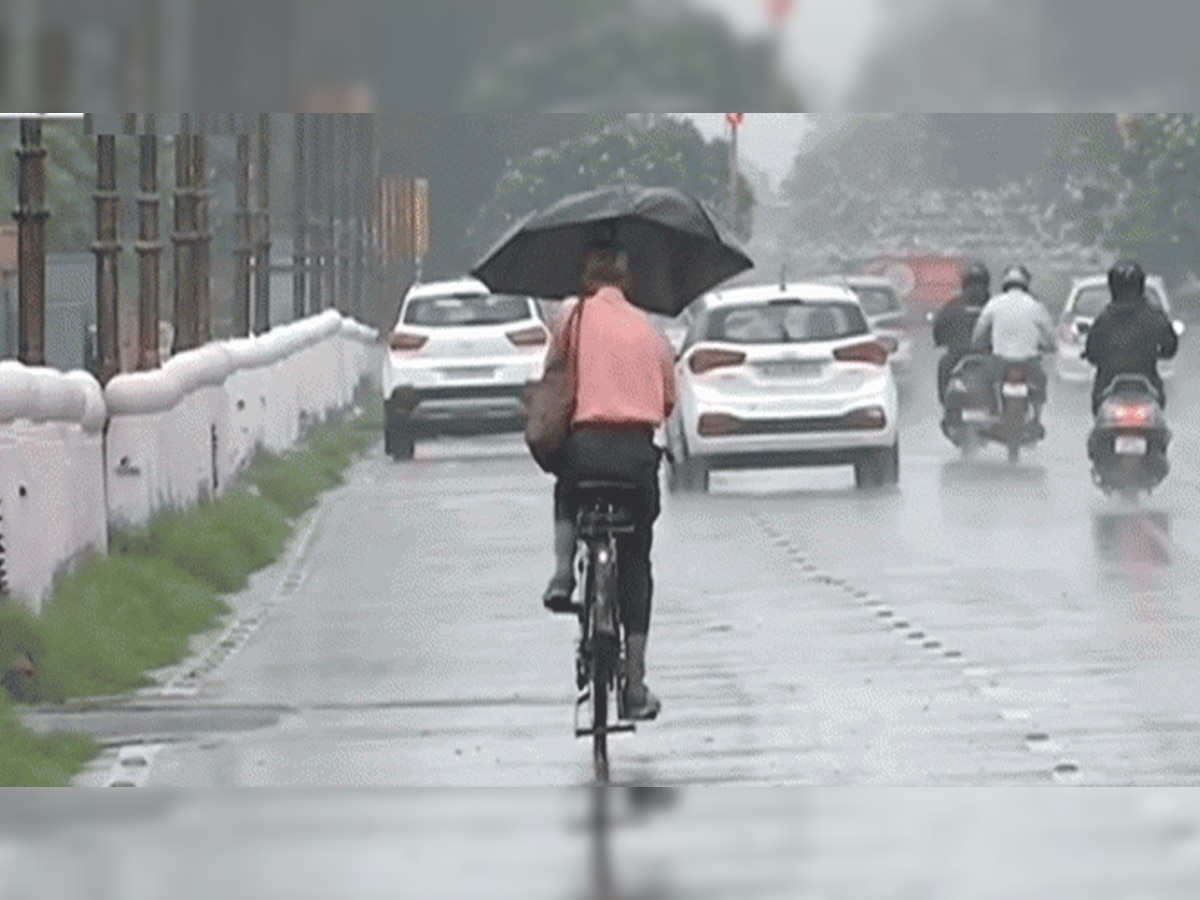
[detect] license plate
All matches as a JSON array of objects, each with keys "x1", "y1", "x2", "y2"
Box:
[
  {"x1": 759, "y1": 361, "x2": 822, "y2": 378},
  {"x1": 1001, "y1": 382, "x2": 1029, "y2": 398},
  {"x1": 441, "y1": 367, "x2": 495, "y2": 380},
  {"x1": 1114, "y1": 435, "x2": 1147, "y2": 456},
  {"x1": 961, "y1": 409, "x2": 990, "y2": 423}
]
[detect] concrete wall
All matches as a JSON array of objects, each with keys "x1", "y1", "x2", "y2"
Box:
[{"x1": 0, "y1": 311, "x2": 381, "y2": 614}]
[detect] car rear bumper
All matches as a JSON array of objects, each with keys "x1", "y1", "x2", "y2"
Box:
[
  {"x1": 682, "y1": 417, "x2": 897, "y2": 461},
  {"x1": 385, "y1": 384, "x2": 529, "y2": 434}
]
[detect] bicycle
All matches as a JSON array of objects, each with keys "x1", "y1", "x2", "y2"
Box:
[{"x1": 569, "y1": 479, "x2": 642, "y2": 785}]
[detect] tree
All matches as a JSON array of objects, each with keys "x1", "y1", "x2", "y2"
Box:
[{"x1": 467, "y1": 116, "x2": 755, "y2": 258}]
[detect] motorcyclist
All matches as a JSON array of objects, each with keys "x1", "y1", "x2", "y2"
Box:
[
  {"x1": 970, "y1": 264, "x2": 1056, "y2": 431},
  {"x1": 933, "y1": 261, "x2": 991, "y2": 420},
  {"x1": 1083, "y1": 259, "x2": 1178, "y2": 416}
]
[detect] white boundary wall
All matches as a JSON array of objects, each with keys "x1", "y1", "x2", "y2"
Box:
[{"x1": 0, "y1": 311, "x2": 380, "y2": 613}]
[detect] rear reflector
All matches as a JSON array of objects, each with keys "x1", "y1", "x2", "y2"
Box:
[
  {"x1": 833, "y1": 340, "x2": 888, "y2": 366},
  {"x1": 506, "y1": 325, "x2": 549, "y2": 347},
  {"x1": 390, "y1": 331, "x2": 428, "y2": 351},
  {"x1": 840, "y1": 406, "x2": 887, "y2": 429},
  {"x1": 689, "y1": 348, "x2": 747, "y2": 375},
  {"x1": 697, "y1": 413, "x2": 742, "y2": 436},
  {"x1": 1110, "y1": 403, "x2": 1153, "y2": 427}
]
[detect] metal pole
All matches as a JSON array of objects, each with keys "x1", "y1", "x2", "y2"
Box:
[
  {"x1": 136, "y1": 127, "x2": 161, "y2": 370},
  {"x1": 350, "y1": 114, "x2": 366, "y2": 321},
  {"x1": 309, "y1": 114, "x2": 324, "y2": 312},
  {"x1": 322, "y1": 114, "x2": 337, "y2": 310},
  {"x1": 14, "y1": 118, "x2": 47, "y2": 367},
  {"x1": 253, "y1": 112, "x2": 272, "y2": 333},
  {"x1": 92, "y1": 134, "x2": 121, "y2": 384},
  {"x1": 336, "y1": 114, "x2": 351, "y2": 313},
  {"x1": 193, "y1": 134, "x2": 211, "y2": 343},
  {"x1": 233, "y1": 131, "x2": 252, "y2": 337},
  {"x1": 293, "y1": 112, "x2": 308, "y2": 321},
  {"x1": 172, "y1": 124, "x2": 198, "y2": 353}
]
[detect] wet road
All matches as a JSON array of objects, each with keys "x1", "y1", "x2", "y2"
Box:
[{"x1": 31, "y1": 327, "x2": 1200, "y2": 787}]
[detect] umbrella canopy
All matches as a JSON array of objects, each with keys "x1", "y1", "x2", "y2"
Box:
[{"x1": 470, "y1": 184, "x2": 754, "y2": 317}]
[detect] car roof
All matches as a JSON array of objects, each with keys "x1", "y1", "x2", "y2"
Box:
[
  {"x1": 701, "y1": 282, "x2": 862, "y2": 309},
  {"x1": 404, "y1": 277, "x2": 495, "y2": 301},
  {"x1": 1070, "y1": 273, "x2": 1167, "y2": 291},
  {"x1": 816, "y1": 274, "x2": 897, "y2": 291}
]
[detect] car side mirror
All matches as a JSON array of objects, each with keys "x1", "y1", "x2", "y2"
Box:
[{"x1": 1173, "y1": 320, "x2": 1185, "y2": 337}]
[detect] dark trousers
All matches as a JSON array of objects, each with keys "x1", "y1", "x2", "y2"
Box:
[
  {"x1": 937, "y1": 350, "x2": 967, "y2": 405},
  {"x1": 554, "y1": 428, "x2": 661, "y2": 636}
]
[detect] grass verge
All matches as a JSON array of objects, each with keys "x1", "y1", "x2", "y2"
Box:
[{"x1": 0, "y1": 396, "x2": 382, "y2": 784}]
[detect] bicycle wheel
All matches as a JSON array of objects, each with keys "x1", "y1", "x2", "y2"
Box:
[
  {"x1": 590, "y1": 539, "x2": 620, "y2": 785},
  {"x1": 592, "y1": 646, "x2": 610, "y2": 785}
]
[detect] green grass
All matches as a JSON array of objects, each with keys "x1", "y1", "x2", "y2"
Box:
[{"x1": 0, "y1": 396, "x2": 381, "y2": 785}]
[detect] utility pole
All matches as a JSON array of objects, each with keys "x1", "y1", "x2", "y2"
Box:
[
  {"x1": 233, "y1": 131, "x2": 252, "y2": 337},
  {"x1": 253, "y1": 113, "x2": 272, "y2": 333},
  {"x1": 293, "y1": 113, "x2": 308, "y2": 320},
  {"x1": 14, "y1": 118, "x2": 47, "y2": 367},
  {"x1": 136, "y1": 120, "x2": 161, "y2": 370},
  {"x1": 92, "y1": 134, "x2": 121, "y2": 384}
]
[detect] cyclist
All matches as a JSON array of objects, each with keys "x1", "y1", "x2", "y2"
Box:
[{"x1": 542, "y1": 247, "x2": 676, "y2": 721}]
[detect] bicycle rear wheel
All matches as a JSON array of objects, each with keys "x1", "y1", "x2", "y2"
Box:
[{"x1": 592, "y1": 650, "x2": 610, "y2": 785}]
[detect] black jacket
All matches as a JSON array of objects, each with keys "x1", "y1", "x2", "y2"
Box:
[
  {"x1": 1083, "y1": 296, "x2": 1178, "y2": 391},
  {"x1": 933, "y1": 285, "x2": 988, "y2": 353}
]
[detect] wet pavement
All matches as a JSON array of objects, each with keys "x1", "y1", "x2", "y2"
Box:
[{"x1": 23, "y1": 329, "x2": 1200, "y2": 788}]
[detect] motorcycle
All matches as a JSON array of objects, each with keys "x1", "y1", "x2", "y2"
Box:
[
  {"x1": 1087, "y1": 374, "x2": 1170, "y2": 498},
  {"x1": 941, "y1": 354, "x2": 1046, "y2": 463}
]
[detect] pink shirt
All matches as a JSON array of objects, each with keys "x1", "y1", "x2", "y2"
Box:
[{"x1": 553, "y1": 287, "x2": 676, "y2": 428}]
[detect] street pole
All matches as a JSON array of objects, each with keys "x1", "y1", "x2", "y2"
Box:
[
  {"x1": 172, "y1": 123, "x2": 198, "y2": 353},
  {"x1": 233, "y1": 132, "x2": 252, "y2": 338},
  {"x1": 309, "y1": 114, "x2": 324, "y2": 312},
  {"x1": 323, "y1": 115, "x2": 337, "y2": 310},
  {"x1": 336, "y1": 114, "x2": 352, "y2": 315},
  {"x1": 136, "y1": 126, "x2": 161, "y2": 370},
  {"x1": 193, "y1": 134, "x2": 211, "y2": 344},
  {"x1": 253, "y1": 113, "x2": 272, "y2": 333},
  {"x1": 92, "y1": 134, "x2": 121, "y2": 384},
  {"x1": 293, "y1": 113, "x2": 308, "y2": 321},
  {"x1": 14, "y1": 118, "x2": 47, "y2": 367}
]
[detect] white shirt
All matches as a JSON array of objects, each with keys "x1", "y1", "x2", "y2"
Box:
[{"x1": 971, "y1": 288, "x2": 1057, "y2": 359}]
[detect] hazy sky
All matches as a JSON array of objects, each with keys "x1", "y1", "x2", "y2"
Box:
[{"x1": 680, "y1": 114, "x2": 813, "y2": 191}]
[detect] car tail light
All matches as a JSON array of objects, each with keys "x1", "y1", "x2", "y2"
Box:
[
  {"x1": 877, "y1": 334, "x2": 900, "y2": 354},
  {"x1": 841, "y1": 406, "x2": 887, "y2": 429},
  {"x1": 1003, "y1": 366, "x2": 1028, "y2": 383},
  {"x1": 697, "y1": 412, "x2": 742, "y2": 436},
  {"x1": 833, "y1": 340, "x2": 888, "y2": 366},
  {"x1": 689, "y1": 348, "x2": 747, "y2": 375},
  {"x1": 389, "y1": 330, "x2": 428, "y2": 351},
  {"x1": 506, "y1": 325, "x2": 549, "y2": 347},
  {"x1": 1109, "y1": 402, "x2": 1153, "y2": 427}
]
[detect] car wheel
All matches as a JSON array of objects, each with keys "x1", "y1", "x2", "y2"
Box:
[
  {"x1": 691, "y1": 458, "x2": 711, "y2": 493},
  {"x1": 674, "y1": 456, "x2": 709, "y2": 493},
  {"x1": 855, "y1": 444, "x2": 898, "y2": 489},
  {"x1": 385, "y1": 409, "x2": 416, "y2": 461}
]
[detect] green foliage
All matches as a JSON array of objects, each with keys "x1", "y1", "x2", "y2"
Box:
[
  {"x1": 469, "y1": 116, "x2": 755, "y2": 257},
  {"x1": 0, "y1": 692, "x2": 96, "y2": 787}
]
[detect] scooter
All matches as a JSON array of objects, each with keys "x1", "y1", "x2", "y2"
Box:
[
  {"x1": 1088, "y1": 374, "x2": 1170, "y2": 498},
  {"x1": 942, "y1": 354, "x2": 1046, "y2": 463}
]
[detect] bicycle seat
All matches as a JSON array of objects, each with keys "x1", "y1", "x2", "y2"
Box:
[{"x1": 574, "y1": 481, "x2": 640, "y2": 534}]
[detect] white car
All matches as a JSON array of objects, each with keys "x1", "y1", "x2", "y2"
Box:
[
  {"x1": 665, "y1": 282, "x2": 901, "y2": 492},
  {"x1": 1055, "y1": 274, "x2": 1185, "y2": 383},
  {"x1": 382, "y1": 277, "x2": 550, "y2": 459}
]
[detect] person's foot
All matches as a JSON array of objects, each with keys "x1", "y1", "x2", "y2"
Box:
[
  {"x1": 622, "y1": 681, "x2": 662, "y2": 721},
  {"x1": 542, "y1": 574, "x2": 576, "y2": 614}
]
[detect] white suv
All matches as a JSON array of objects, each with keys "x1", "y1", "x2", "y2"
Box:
[{"x1": 382, "y1": 278, "x2": 549, "y2": 459}]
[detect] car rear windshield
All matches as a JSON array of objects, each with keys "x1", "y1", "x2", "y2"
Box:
[
  {"x1": 706, "y1": 301, "x2": 868, "y2": 344},
  {"x1": 403, "y1": 293, "x2": 532, "y2": 327},
  {"x1": 1071, "y1": 285, "x2": 1167, "y2": 318},
  {"x1": 851, "y1": 286, "x2": 900, "y2": 317}
]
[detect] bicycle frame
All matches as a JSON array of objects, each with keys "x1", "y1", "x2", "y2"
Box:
[{"x1": 571, "y1": 487, "x2": 639, "y2": 784}]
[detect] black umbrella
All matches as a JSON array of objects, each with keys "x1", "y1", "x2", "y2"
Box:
[{"x1": 470, "y1": 184, "x2": 754, "y2": 317}]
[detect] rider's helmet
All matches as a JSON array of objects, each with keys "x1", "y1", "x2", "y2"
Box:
[
  {"x1": 1108, "y1": 259, "x2": 1146, "y2": 303},
  {"x1": 962, "y1": 261, "x2": 990, "y2": 291},
  {"x1": 1000, "y1": 264, "x2": 1032, "y2": 292}
]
